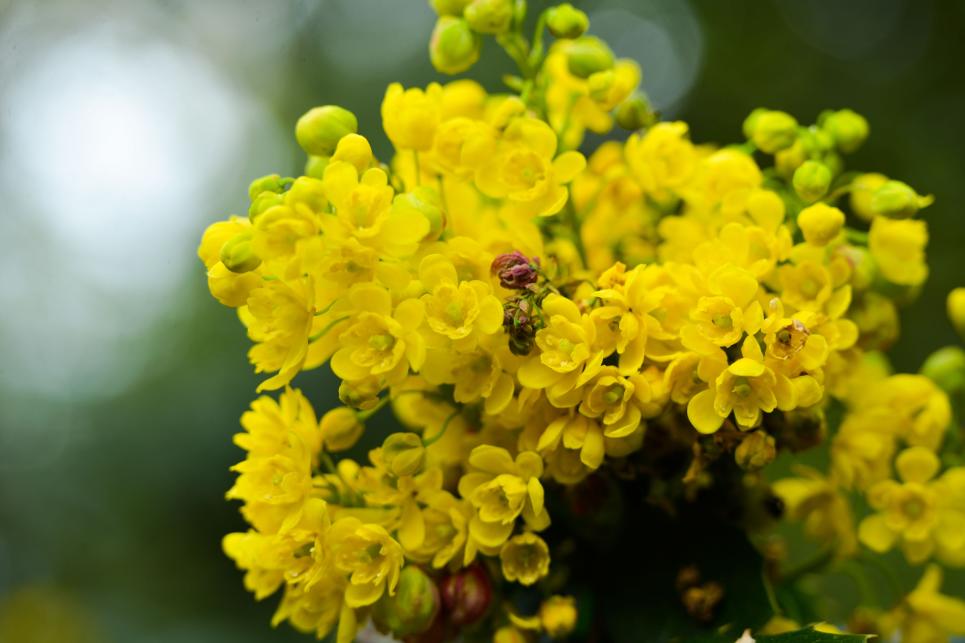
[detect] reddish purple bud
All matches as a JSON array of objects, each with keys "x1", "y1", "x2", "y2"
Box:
[
  {"x1": 439, "y1": 563, "x2": 492, "y2": 626},
  {"x1": 491, "y1": 251, "x2": 539, "y2": 289}
]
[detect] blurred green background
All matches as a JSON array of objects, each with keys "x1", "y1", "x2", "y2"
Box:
[{"x1": 0, "y1": 0, "x2": 962, "y2": 640}]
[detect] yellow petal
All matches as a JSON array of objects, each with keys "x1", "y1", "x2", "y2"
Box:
[
  {"x1": 580, "y1": 425, "x2": 605, "y2": 469},
  {"x1": 858, "y1": 514, "x2": 897, "y2": 552},
  {"x1": 553, "y1": 151, "x2": 587, "y2": 183},
  {"x1": 468, "y1": 445, "x2": 516, "y2": 474},
  {"x1": 518, "y1": 358, "x2": 561, "y2": 389},
  {"x1": 687, "y1": 389, "x2": 724, "y2": 434},
  {"x1": 896, "y1": 446, "x2": 940, "y2": 484},
  {"x1": 729, "y1": 357, "x2": 766, "y2": 378}
]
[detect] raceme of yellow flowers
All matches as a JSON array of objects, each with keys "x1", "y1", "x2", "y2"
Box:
[{"x1": 198, "y1": 2, "x2": 965, "y2": 642}]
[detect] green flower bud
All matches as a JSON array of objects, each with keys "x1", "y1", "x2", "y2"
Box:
[
  {"x1": 566, "y1": 36, "x2": 614, "y2": 79},
  {"x1": 742, "y1": 108, "x2": 767, "y2": 140},
  {"x1": 430, "y1": 0, "x2": 472, "y2": 16},
  {"x1": 304, "y1": 155, "x2": 329, "y2": 180},
  {"x1": 792, "y1": 160, "x2": 832, "y2": 203},
  {"x1": 295, "y1": 105, "x2": 358, "y2": 156},
  {"x1": 393, "y1": 186, "x2": 445, "y2": 241},
  {"x1": 219, "y1": 230, "x2": 261, "y2": 273},
  {"x1": 248, "y1": 174, "x2": 292, "y2": 201},
  {"x1": 547, "y1": 3, "x2": 589, "y2": 39},
  {"x1": 821, "y1": 108, "x2": 869, "y2": 154},
  {"x1": 748, "y1": 109, "x2": 798, "y2": 154},
  {"x1": 248, "y1": 191, "x2": 284, "y2": 221},
  {"x1": 372, "y1": 566, "x2": 440, "y2": 637},
  {"x1": 430, "y1": 16, "x2": 481, "y2": 75},
  {"x1": 735, "y1": 431, "x2": 776, "y2": 470},
  {"x1": 870, "y1": 180, "x2": 934, "y2": 219},
  {"x1": 834, "y1": 245, "x2": 876, "y2": 291},
  {"x1": 381, "y1": 432, "x2": 426, "y2": 478},
  {"x1": 464, "y1": 0, "x2": 513, "y2": 35},
  {"x1": 849, "y1": 172, "x2": 888, "y2": 222},
  {"x1": 920, "y1": 346, "x2": 965, "y2": 394},
  {"x1": 615, "y1": 93, "x2": 656, "y2": 130}
]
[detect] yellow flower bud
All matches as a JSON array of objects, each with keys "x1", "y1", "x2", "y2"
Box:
[
  {"x1": 566, "y1": 36, "x2": 614, "y2": 79},
  {"x1": 797, "y1": 202, "x2": 844, "y2": 246},
  {"x1": 871, "y1": 179, "x2": 934, "y2": 219},
  {"x1": 821, "y1": 108, "x2": 869, "y2": 154},
  {"x1": 371, "y1": 566, "x2": 440, "y2": 637},
  {"x1": 430, "y1": 16, "x2": 481, "y2": 75},
  {"x1": 320, "y1": 407, "x2": 364, "y2": 452},
  {"x1": 295, "y1": 105, "x2": 358, "y2": 156},
  {"x1": 615, "y1": 93, "x2": 656, "y2": 130},
  {"x1": 284, "y1": 176, "x2": 327, "y2": 213},
  {"x1": 539, "y1": 595, "x2": 577, "y2": 638},
  {"x1": 499, "y1": 533, "x2": 550, "y2": 586},
  {"x1": 248, "y1": 174, "x2": 291, "y2": 201},
  {"x1": 849, "y1": 172, "x2": 888, "y2": 222},
  {"x1": 464, "y1": 0, "x2": 512, "y2": 35},
  {"x1": 920, "y1": 346, "x2": 965, "y2": 394},
  {"x1": 948, "y1": 287, "x2": 965, "y2": 339},
  {"x1": 430, "y1": 0, "x2": 472, "y2": 16},
  {"x1": 792, "y1": 160, "x2": 831, "y2": 203},
  {"x1": 735, "y1": 431, "x2": 777, "y2": 470},
  {"x1": 748, "y1": 109, "x2": 798, "y2": 154},
  {"x1": 248, "y1": 191, "x2": 284, "y2": 221},
  {"x1": 219, "y1": 229, "x2": 261, "y2": 273},
  {"x1": 331, "y1": 133, "x2": 373, "y2": 173},
  {"x1": 303, "y1": 155, "x2": 329, "y2": 180},
  {"x1": 547, "y1": 3, "x2": 589, "y2": 39},
  {"x1": 381, "y1": 432, "x2": 426, "y2": 477}
]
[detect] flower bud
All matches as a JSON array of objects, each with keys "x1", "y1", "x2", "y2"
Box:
[
  {"x1": 948, "y1": 288, "x2": 965, "y2": 339},
  {"x1": 219, "y1": 230, "x2": 261, "y2": 273},
  {"x1": 920, "y1": 346, "x2": 965, "y2": 394},
  {"x1": 248, "y1": 191, "x2": 285, "y2": 221},
  {"x1": 747, "y1": 109, "x2": 798, "y2": 154},
  {"x1": 284, "y1": 176, "x2": 327, "y2": 213},
  {"x1": 491, "y1": 251, "x2": 539, "y2": 289},
  {"x1": 849, "y1": 172, "x2": 888, "y2": 222},
  {"x1": 439, "y1": 563, "x2": 492, "y2": 626},
  {"x1": 547, "y1": 3, "x2": 589, "y2": 39},
  {"x1": 503, "y1": 296, "x2": 540, "y2": 355},
  {"x1": 735, "y1": 431, "x2": 777, "y2": 470},
  {"x1": 494, "y1": 627, "x2": 528, "y2": 643},
  {"x1": 430, "y1": 0, "x2": 472, "y2": 16},
  {"x1": 871, "y1": 180, "x2": 933, "y2": 219},
  {"x1": 797, "y1": 202, "x2": 844, "y2": 246},
  {"x1": 792, "y1": 160, "x2": 831, "y2": 203},
  {"x1": 540, "y1": 595, "x2": 577, "y2": 638},
  {"x1": 821, "y1": 108, "x2": 869, "y2": 154},
  {"x1": 295, "y1": 105, "x2": 357, "y2": 156},
  {"x1": 372, "y1": 566, "x2": 440, "y2": 638},
  {"x1": 248, "y1": 174, "x2": 292, "y2": 201},
  {"x1": 834, "y1": 245, "x2": 876, "y2": 291},
  {"x1": 464, "y1": 0, "x2": 513, "y2": 34},
  {"x1": 381, "y1": 432, "x2": 426, "y2": 477},
  {"x1": 430, "y1": 16, "x2": 481, "y2": 75},
  {"x1": 393, "y1": 186, "x2": 445, "y2": 241},
  {"x1": 303, "y1": 155, "x2": 329, "y2": 180},
  {"x1": 320, "y1": 407, "x2": 364, "y2": 452},
  {"x1": 331, "y1": 133, "x2": 373, "y2": 173},
  {"x1": 499, "y1": 532, "x2": 550, "y2": 586},
  {"x1": 338, "y1": 379, "x2": 382, "y2": 412},
  {"x1": 566, "y1": 36, "x2": 614, "y2": 79},
  {"x1": 615, "y1": 93, "x2": 656, "y2": 130}
]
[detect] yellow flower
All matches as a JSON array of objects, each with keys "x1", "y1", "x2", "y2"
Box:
[
  {"x1": 419, "y1": 254, "x2": 503, "y2": 347},
  {"x1": 236, "y1": 388, "x2": 322, "y2": 461},
  {"x1": 687, "y1": 336, "x2": 795, "y2": 433},
  {"x1": 243, "y1": 279, "x2": 316, "y2": 392},
  {"x1": 330, "y1": 283, "x2": 426, "y2": 384},
  {"x1": 540, "y1": 595, "x2": 577, "y2": 638},
  {"x1": 474, "y1": 117, "x2": 586, "y2": 217},
  {"x1": 681, "y1": 265, "x2": 763, "y2": 350},
  {"x1": 869, "y1": 216, "x2": 929, "y2": 286},
  {"x1": 578, "y1": 366, "x2": 649, "y2": 437},
  {"x1": 773, "y1": 467, "x2": 857, "y2": 555},
  {"x1": 326, "y1": 517, "x2": 404, "y2": 608},
  {"x1": 625, "y1": 121, "x2": 697, "y2": 198},
  {"x1": 381, "y1": 82, "x2": 443, "y2": 151},
  {"x1": 458, "y1": 445, "x2": 549, "y2": 550},
  {"x1": 882, "y1": 565, "x2": 965, "y2": 643},
  {"x1": 499, "y1": 532, "x2": 550, "y2": 586}
]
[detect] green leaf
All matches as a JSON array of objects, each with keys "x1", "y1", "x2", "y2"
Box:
[{"x1": 689, "y1": 625, "x2": 873, "y2": 643}]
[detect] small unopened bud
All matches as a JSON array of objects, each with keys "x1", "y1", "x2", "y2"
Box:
[
  {"x1": 320, "y1": 407, "x2": 364, "y2": 452},
  {"x1": 331, "y1": 133, "x2": 373, "y2": 173},
  {"x1": 440, "y1": 563, "x2": 492, "y2": 626},
  {"x1": 849, "y1": 172, "x2": 888, "y2": 222},
  {"x1": 503, "y1": 296, "x2": 540, "y2": 355},
  {"x1": 249, "y1": 191, "x2": 285, "y2": 221},
  {"x1": 871, "y1": 180, "x2": 934, "y2": 219},
  {"x1": 220, "y1": 230, "x2": 261, "y2": 273},
  {"x1": 792, "y1": 160, "x2": 831, "y2": 203},
  {"x1": 464, "y1": 0, "x2": 513, "y2": 34},
  {"x1": 372, "y1": 566, "x2": 440, "y2": 638},
  {"x1": 539, "y1": 595, "x2": 577, "y2": 638},
  {"x1": 430, "y1": 16, "x2": 481, "y2": 75},
  {"x1": 248, "y1": 174, "x2": 292, "y2": 201},
  {"x1": 381, "y1": 432, "x2": 426, "y2": 477},
  {"x1": 491, "y1": 251, "x2": 539, "y2": 289},
  {"x1": 920, "y1": 346, "x2": 965, "y2": 394},
  {"x1": 797, "y1": 202, "x2": 844, "y2": 246},
  {"x1": 338, "y1": 379, "x2": 382, "y2": 412},
  {"x1": 615, "y1": 93, "x2": 656, "y2": 130},
  {"x1": 547, "y1": 3, "x2": 589, "y2": 39},
  {"x1": 747, "y1": 109, "x2": 798, "y2": 154},
  {"x1": 948, "y1": 288, "x2": 965, "y2": 340},
  {"x1": 735, "y1": 431, "x2": 777, "y2": 470},
  {"x1": 821, "y1": 108, "x2": 869, "y2": 154},
  {"x1": 304, "y1": 155, "x2": 329, "y2": 180},
  {"x1": 566, "y1": 36, "x2": 614, "y2": 79},
  {"x1": 295, "y1": 105, "x2": 358, "y2": 156}
]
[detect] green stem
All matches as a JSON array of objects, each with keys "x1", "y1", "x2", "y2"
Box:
[
  {"x1": 562, "y1": 199, "x2": 587, "y2": 268},
  {"x1": 309, "y1": 315, "x2": 350, "y2": 343},
  {"x1": 423, "y1": 408, "x2": 460, "y2": 447},
  {"x1": 845, "y1": 228, "x2": 869, "y2": 244},
  {"x1": 762, "y1": 568, "x2": 783, "y2": 616}
]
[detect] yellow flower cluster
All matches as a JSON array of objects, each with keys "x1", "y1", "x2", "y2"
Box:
[{"x1": 199, "y1": 2, "x2": 963, "y2": 642}]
